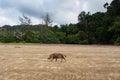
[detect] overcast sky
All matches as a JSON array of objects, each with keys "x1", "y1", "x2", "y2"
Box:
[{"x1": 0, "y1": 0, "x2": 112, "y2": 26}]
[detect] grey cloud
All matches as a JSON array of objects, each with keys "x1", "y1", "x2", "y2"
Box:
[{"x1": 0, "y1": 0, "x2": 113, "y2": 26}]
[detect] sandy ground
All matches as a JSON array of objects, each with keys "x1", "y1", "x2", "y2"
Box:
[{"x1": 0, "y1": 44, "x2": 120, "y2": 80}]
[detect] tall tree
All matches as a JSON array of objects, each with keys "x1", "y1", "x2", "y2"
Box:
[
  {"x1": 42, "y1": 13, "x2": 53, "y2": 26},
  {"x1": 78, "y1": 11, "x2": 91, "y2": 43},
  {"x1": 104, "y1": 2, "x2": 109, "y2": 9},
  {"x1": 19, "y1": 14, "x2": 32, "y2": 25},
  {"x1": 107, "y1": 0, "x2": 120, "y2": 16},
  {"x1": 78, "y1": 11, "x2": 90, "y2": 30}
]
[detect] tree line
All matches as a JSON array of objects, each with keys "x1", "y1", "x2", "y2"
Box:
[{"x1": 0, "y1": 0, "x2": 120, "y2": 45}]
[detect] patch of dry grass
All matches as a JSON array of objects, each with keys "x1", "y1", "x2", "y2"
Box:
[{"x1": 0, "y1": 44, "x2": 120, "y2": 80}]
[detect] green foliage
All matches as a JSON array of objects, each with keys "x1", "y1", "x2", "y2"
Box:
[
  {"x1": 0, "y1": 25, "x2": 60, "y2": 43},
  {"x1": 95, "y1": 27, "x2": 111, "y2": 44},
  {"x1": 24, "y1": 31, "x2": 40, "y2": 43},
  {"x1": 75, "y1": 31, "x2": 89, "y2": 44},
  {"x1": 107, "y1": 0, "x2": 120, "y2": 16},
  {"x1": 77, "y1": 31, "x2": 87, "y2": 40},
  {"x1": 0, "y1": 0, "x2": 120, "y2": 45},
  {"x1": 54, "y1": 32, "x2": 66, "y2": 43},
  {"x1": 1, "y1": 31, "x2": 14, "y2": 43},
  {"x1": 114, "y1": 37, "x2": 120, "y2": 45},
  {"x1": 109, "y1": 17, "x2": 120, "y2": 33},
  {"x1": 79, "y1": 40, "x2": 88, "y2": 44},
  {"x1": 108, "y1": 16, "x2": 120, "y2": 44},
  {"x1": 39, "y1": 30, "x2": 60, "y2": 43},
  {"x1": 66, "y1": 34, "x2": 79, "y2": 44}
]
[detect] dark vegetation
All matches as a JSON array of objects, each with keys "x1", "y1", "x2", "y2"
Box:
[{"x1": 0, "y1": 0, "x2": 120, "y2": 45}]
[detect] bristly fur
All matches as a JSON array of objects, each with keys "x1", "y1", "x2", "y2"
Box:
[{"x1": 48, "y1": 53, "x2": 66, "y2": 62}]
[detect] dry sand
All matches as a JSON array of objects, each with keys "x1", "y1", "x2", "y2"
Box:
[{"x1": 0, "y1": 44, "x2": 120, "y2": 80}]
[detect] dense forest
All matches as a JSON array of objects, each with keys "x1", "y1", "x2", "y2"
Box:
[{"x1": 0, "y1": 0, "x2": 120, "y2": 45}]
